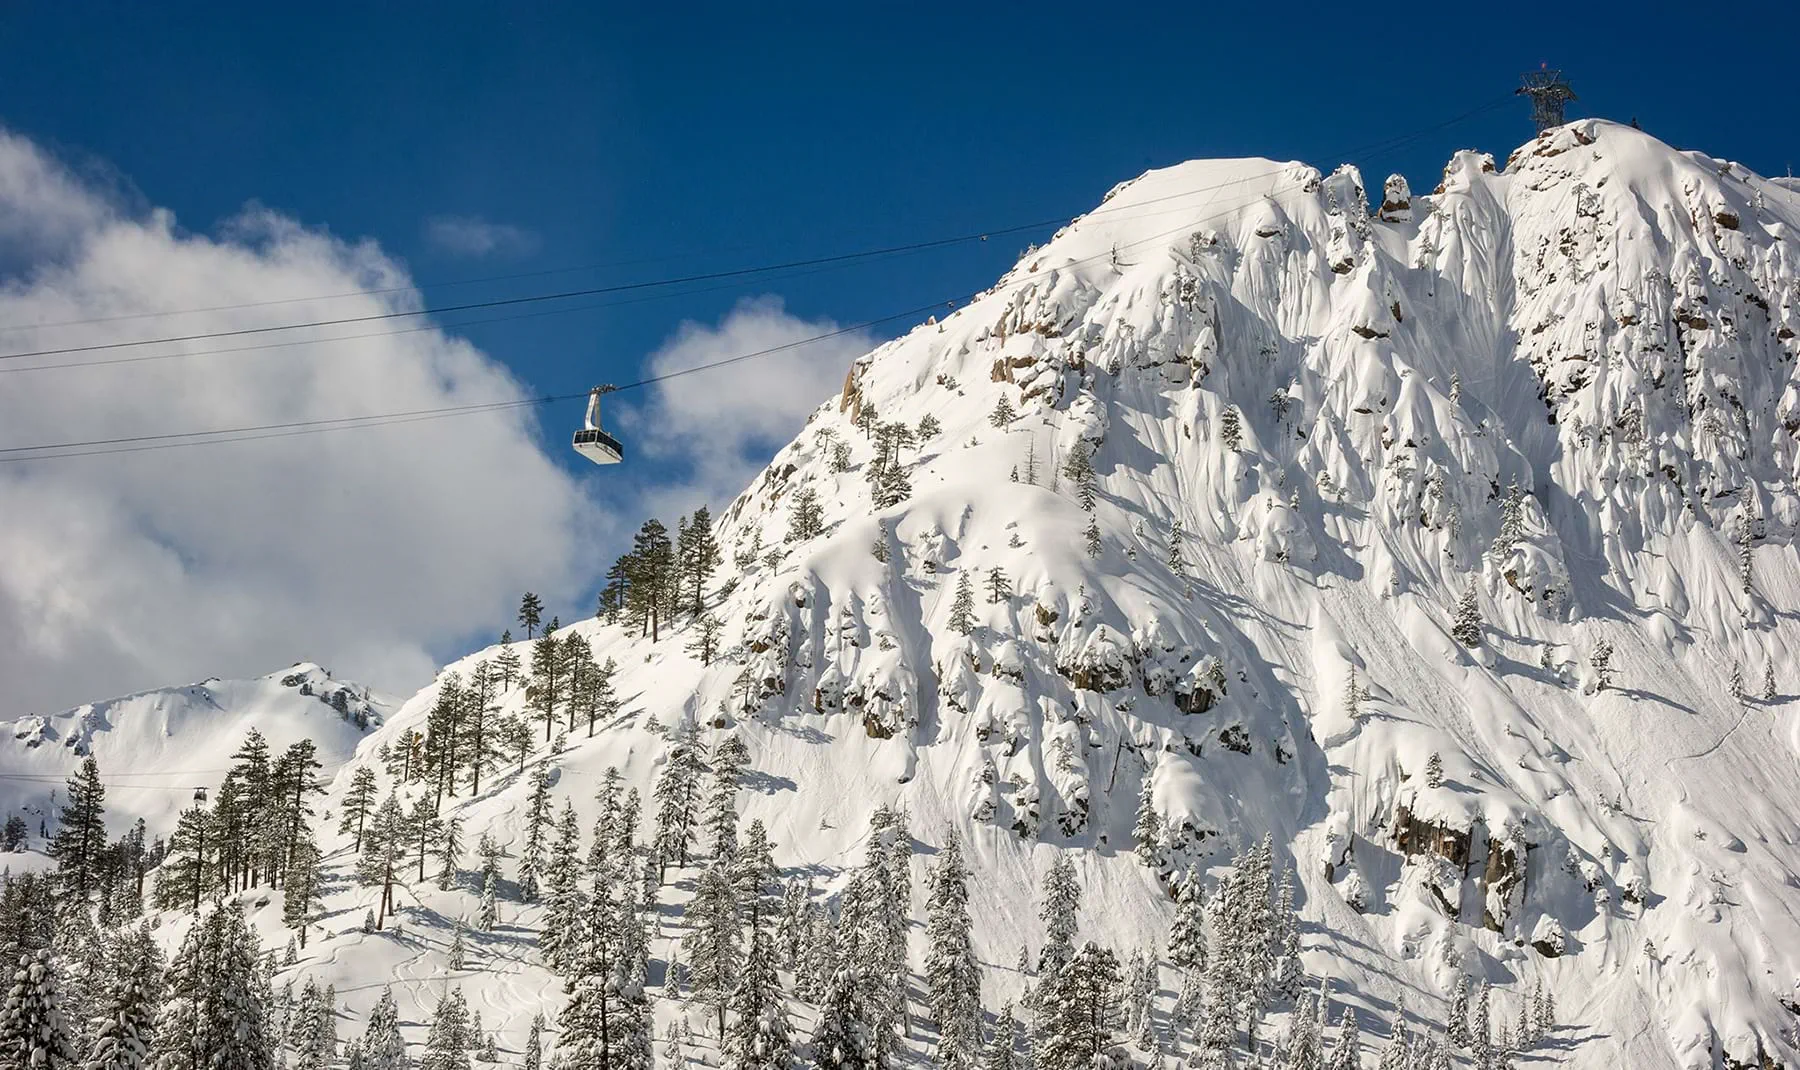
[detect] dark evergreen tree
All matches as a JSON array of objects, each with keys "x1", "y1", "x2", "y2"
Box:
[
  {"x1": 679, "y1": 506, "x2": 723, "y2": 619},
  {"x1": 518, "y1": 593, "x2": 545, "y2": 639},
  {"x1": 706, "y1": 735, "x2": 750, "y2": 862},
  {"x1": 787, "y1": 489, "x2": 825, "y2": 544},
  {"x1": 529, "y1": 631, "x2": 568, "y2": 742},
  {"x1": 339, "y1": 767, "x2": 380, "y2": 853},
  {"x1": 283, "y1": 836, "x2": 324, "y2": 949},
  {"x1": 495, "y1": 639, "x2": 523, "y2": 693},
  {"x1": 948, "y1": 574, "x2": 976, "y2": 636},
  {"x1": 519, "y1": 766, "x2": 555, "y2": 902},
  {"x1": 51, "y1": 757, "x2": 107, "y2": 898},
  {"x1": 726, "y1": 926, "x2": 792, "y2": 1070},
  {"x1": 355, "y1": 795, "x2": 407, "y2": 929}
]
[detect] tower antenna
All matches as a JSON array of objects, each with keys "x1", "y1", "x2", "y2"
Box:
[{"x1": 1517, "y1": 65, "x2": 1576, "y2": 133}]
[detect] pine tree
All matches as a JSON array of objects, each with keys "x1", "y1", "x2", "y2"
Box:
[
  {"x1": 983, "y1": 1003, "x2": 1019, "y2": 1070},
  {"x1": 339, "y1": 767, "x2": 380, "y2": 853},
  {"x1": 991, "y1": 394, "x2": 1017, "y2": 428},
  {"x1": 283, "y1": 835, "x2": 325, "y2": 948},
  {"x1": 1278, "y1": 990, "x2": 1322, "y2": 1070},
  {"x1": 925, "y1": 830, "x2": 981, "y2": 1070},
  {"x1": 1083, "y1": 518, "x2": 1102, "y2": 559},
  {"x1": 50, "y1": 757, "x2": 107, "y2": 898},
  {"x1": 810, "y1": 969, "x2": 872, "y2": 1070},
  {"x1": 1, "y1": 949, "x2": 74, "y2": 1070},
  {"x1": 495, "y1": 639, "x2": 523, "y2": 694},
  {"x1": 653, "y1": 723, "x2": 705, "y2": 877},
  {"x1": 520, "y1": 766, "x2": 555, "y2": 902},
  {"x1": 684, "y1": 862, "x2": 742, "y2": 1037},
  {"x1": 1130, "y1": 774, "x2": 1163, "y2": 869},
  {"x1": 361, "y1": 988, "x2": 407, "y2": 1070},
  {"x1": 523, "y1": 1015, "x2": 543, "y2": 1070},
  {"x1": 1326, "y1": 1009, "x2": 1359, "y2": 1070},
  {"x1": 1451, "y1": 582, "x2": 1482, "y2": 647},
  {"x1": 356, "y1": 795, "x2": 407, "y2": 929},
  {"x1": 1471, "y1": 983, "x2": 1492, "y2": 1063},
  {"x1": 1037, "y1": 856, "x2": 1082, "y2": 983},
  {"x1": 147, "y1": 902, "x2": 272, "y2": 1070},
  {"x1": 918, "y1": 414, "x2": 942, "y2": 440},
  {"x1": 1492, "y1": 480, "x2": 1527, "y2": 560},
  {"x1": 1219, "y1": 407, "x2": 1242, "y2": 452},
  {"x1": 1738, "y1": 485, "x2": 1756, "y2": 597},
  {"x1": 437, "y1": 816, "x2": 465, "y2": 892},
  {"x1": 1376, "y1": 1001, "x2": 1412, "y2": 1070},
  {"x1": 1446, "y1": 977, "x2": 1469, "y2": 1047},
  {"x1": 1423, "y1": 752, "x2": 1444, "y2": 789},
  {"x1": 688, "y1": 614, "x2": 724, "y2": 665},
  {"x1": 448, "y1": 923, "x2": 467, "y2": 971},
  {"x1": 1589, "y1": 639, "x2": 1615, "y2": 691},
  {"x1": 518, "y1": 593, "x2": 544, "y2": 639},
  {"x1": 1036, "y1": 942, "x2": 1120, "y2": 1070},
  {"x1": 540, "y1": 804, "x2": 585, "y2": 974},
  {"x1": 420, "y1": 989, "x2": 471, "y2": 1070},
  {"x1": 1167, "y1": 518, "x2": 1186, "y2": 573},
  {"x1": 1729, "y1": 661, "x2": 1746, "y2": 704},
  {"x1": 787, "y1": 488, "x2": 826, "y2": 544},
  {"x1": 985, "y1": 568, "x2": 1012, "y2": 605},
  {"x1": 476, "y1": 870, "x2": 499, "y2": 933},
  {"x1": 948, "y1": 574, "x2": 977, "y2": 636},
  {"x1": 679, "y1": 505, "x2": 723, "y2": 618},
  {"x1": 85, "y1": 977, "x2": 154, "y2": 1070},
  {"x1": 706, "y1": 735, "x2": 750, "y2": 862},
  {"x1": 726, "y1": 927, "x2": 792, "y2": 1070},
  {"x1": 1764, "y1": 661, "x2": 1778, "y2": 701},
  {"x1": 1167, "y1": 869, "x2": 1206, "y2": 973}
]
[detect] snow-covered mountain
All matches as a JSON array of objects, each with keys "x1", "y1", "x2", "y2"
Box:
[
  {"x1": 0, "y1": 663, "x2": 384, "y2": 836},
  {"x1": 11, "y1": 118, "x2": 1800, "y2": 1069}
]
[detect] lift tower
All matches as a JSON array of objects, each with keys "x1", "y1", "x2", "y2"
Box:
[{"x1": 1518, "y1": 67, "x2": 1576, "y2": 133}]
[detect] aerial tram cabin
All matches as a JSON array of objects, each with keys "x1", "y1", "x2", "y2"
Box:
[{"x1": 573, "y1": 385, "x2": 624, "y2": 465}]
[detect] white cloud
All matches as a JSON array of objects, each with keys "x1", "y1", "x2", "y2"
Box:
[
  {"x1": 0, "y1": 128, "x2": 596, "y2": 717},
  {"x1": 424, "y1": 215, "x2": 540, "y2": 259},
  {"x1": 619, "y1": 296, "x2": 874, "y2": 522}
]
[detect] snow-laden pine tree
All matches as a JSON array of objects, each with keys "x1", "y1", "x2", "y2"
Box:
[
  {"x1": 653, "y1": 721, "x2": 705, "y2": 877},
  {"x1": 477, "y1": 870, "x2": 499, "y2": 932},
  {"x1": 147, "y1": 903, "x2": 272, "y2": 1070},
  {"x1": 541, "y1": 803, "x2": 586, "y2": 973},
  {"x1": 1035, "y1": 942, "x2": 1120, "y2": 1070},
  {"x1": 981, "y1": 1003, "x2": 1018, "y2": 1070},
  {"x1": 1219, "y1": 407, "x2": 1242, "y2": 452},
  {"x1": 991, "y1": 393, "x2": 1017, "y2": 428},
  {"x1": 985, "y1": 568, "x2": 1012, "y2": 605},
  {"x1": 1, "y1": 949, "x2": 74, "y2": 1070},
  {"x1": 684, "y1": 861, "x2": 742, "y2": 1038},
  {"x1": 1424, "y1": 753, "x2": 1444, "y2": 789},
  {"x1": 948, "y1": 574, "x2": 976, "y2": 636},
  {"x1": 1276, "y1": 989, "x2": 1321, "y2": 1070},
  {"x1": 707, "y1": 735, "x2": 750, "y2": 862},
  {"x1": 787, "y1": 488, "x2": 825, "y2": 544},
  {"x1": 1036, "y1": 856, "x2": 1081, "y2": 984},
  {"x1": 925, "y1": 829, "x2": 981, "y2": 1069},
  {"x1": 1589, "y1": 639, "x2": 1615, "y2": 691},
  {"x1": 1451, "y1": 582, "x2": 1482, "y2": 647},
  {"x1": 419, "y1": 989, "x2": 470, "y2": 1070},
  {"x1": 1083, "y1": 518, "x2": 1102, "y2": 559},
  {"x1": 810, "y1": 968, "x2": 872, "y2": 1070},
  {"x1": 1326, "y1": 1008, "x2": 1359, "y2": 1070},
  {"x1": 1446, "y1": 977, "x2": 1469, "y2": 1046},
  {"x1": 360, "y1": 988, "x2": 408, "y2": 1070},
  {"x1": 523, "y1": 1015, "x2": 543, "y2": 1070},
  {"x1": 725, "y1": 925, "x2": 792, "y2": 1070},
  {"x1": 1130, "y1": 772, "x2": 1163, "y2": 869}
]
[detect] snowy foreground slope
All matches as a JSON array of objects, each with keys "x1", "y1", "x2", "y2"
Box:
[{"x1": 10, "y1": 119, "x2": 1800, "y2": 1069}]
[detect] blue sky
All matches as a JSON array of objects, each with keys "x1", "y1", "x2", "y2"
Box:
[
  {"x1": 2, "y1": 3, "x2": 1797, "y2": 704},
  {"x1": 9, "y1": 5, "x2": 1795, "y2": 460}
]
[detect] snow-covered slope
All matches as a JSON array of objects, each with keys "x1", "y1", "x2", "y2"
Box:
[
  {"x1": 14, "y1": 119, "x2": 1800, "y2": 1070},
  {"x1": 0, "y1": 663, "x2": 384, "y2": 835}
]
